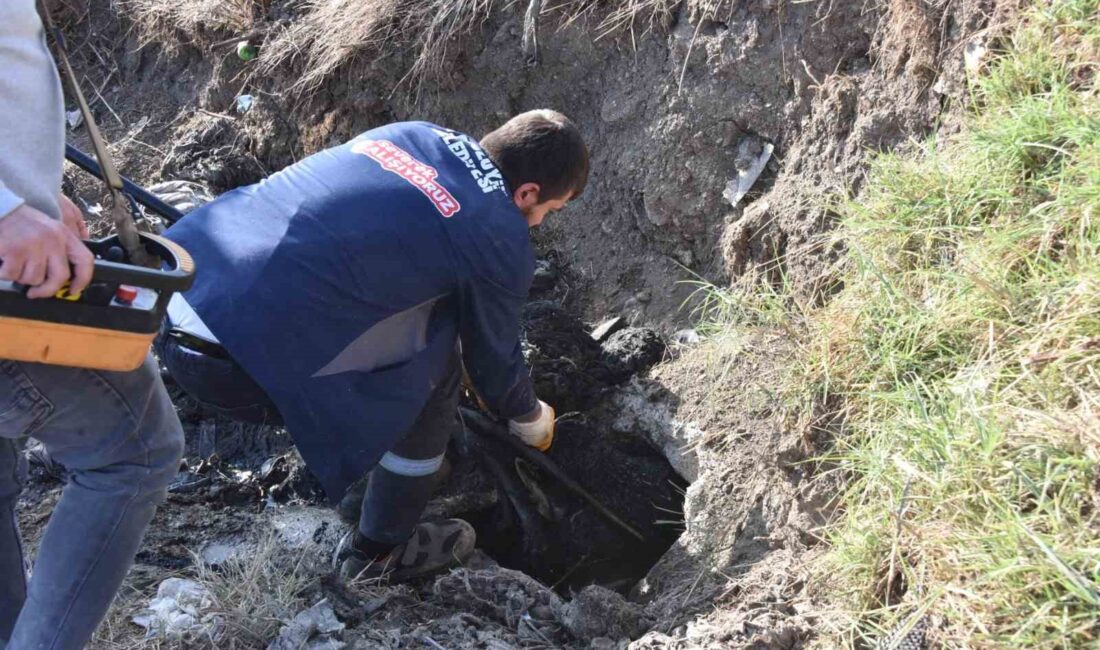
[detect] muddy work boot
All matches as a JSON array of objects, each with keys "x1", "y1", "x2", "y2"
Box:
[
  {"x1": 335, "y1": 473, "x2": 371, "y2": 523},
  {"x1": 338, "y1": 519, "x2": 475, "y2": 583}
]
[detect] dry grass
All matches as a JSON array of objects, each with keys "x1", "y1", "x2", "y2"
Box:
[
  {"x1": 121, "y1": 0, "x2": 704, "y2": 97},
  {"x1": 546, "y1": 0, "x2": 677, "y2": 39},
  {"x1": 191, "y1": 535, "x2": 313, "y2": 648},
  {"x1": 90, "y1": 534, "x2": 314, "y2": 649},
  {"x1": 257, "y1": 0, "x2": 498, "y2": 97},
  {"x1": 122, "y1": 0, "x2": 260, "y2": 46},
  {"x1": 256, "y1": 0, "x2": 403, "y2": 95},
  {"x1": 548, "y1": 0, "x2": 740, "y2": 41}
]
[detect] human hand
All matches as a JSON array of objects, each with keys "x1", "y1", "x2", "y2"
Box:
[
  {"x1": 59, "y1": 194, "x2": 89, "y2": 239},
  {"x1": 508, "y1": 400, "x2": 555, "y2": 451},
  {"x1": 0, "y1": 203, "x2": 94, "y2": 298}
]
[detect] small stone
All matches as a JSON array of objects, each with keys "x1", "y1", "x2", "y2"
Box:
[
  {"x1": 590, "y1": 316, "x2": 626, "y2": 343},
  {"x1": 671, "y1": 329, "x2": 701, "y2": 346},
  {"x1": 562, "y1": 586, "x2": 650, "y2": 641},
  {"x1": 602, "y1": 328, "x2": 665, "y2": 376},
  {"x1": 235, "y1": 94, "x2": 254, "y2": 113},
  {"x1": 267, "y1": 600, "x2": 345, "y2": 650},
  {"x1": 723, "y1": 138, "x2": 774, "y2": 208},
  {"x1": 634, "y1": 290, "x2": 652, "y2": 304},
  {"x1": 642, "y1": 193, "x2": 670, "y2": 227}
]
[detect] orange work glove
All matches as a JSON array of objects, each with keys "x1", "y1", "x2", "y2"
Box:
[{"x1": 507, "y1": 400, "x2": 555, "y2": 451}]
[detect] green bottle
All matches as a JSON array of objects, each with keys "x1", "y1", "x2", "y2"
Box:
[{"x1": 237, "y1": 41, "x2": 258, "y2": 62}]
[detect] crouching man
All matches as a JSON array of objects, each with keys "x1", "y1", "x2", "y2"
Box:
[{"x1": 159, "y1": 111, "x2": 588, "y2": 580}]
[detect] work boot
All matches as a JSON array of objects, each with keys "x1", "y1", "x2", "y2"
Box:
[
  {"x1": 338, "y1": 519, "x2": 475, "y2": 583},
  {"x1": 335, "y1": 473, "x2": 371, "y2": 523}
]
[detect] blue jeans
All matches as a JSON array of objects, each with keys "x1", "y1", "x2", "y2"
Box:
[{"x1": 0, "y1": 355, "x2": 184, "y2": 650}]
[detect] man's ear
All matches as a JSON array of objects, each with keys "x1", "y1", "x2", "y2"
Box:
[{"x1": 512, "y1": 182, "x2": 541, "y2": 210}]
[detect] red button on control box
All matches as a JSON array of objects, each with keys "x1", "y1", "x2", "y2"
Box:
[{"x1": 115, "y1": 285, "x2": 138, "y2": 305}]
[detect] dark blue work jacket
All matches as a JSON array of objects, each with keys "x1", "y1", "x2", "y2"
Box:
[{"x1": 165, "y1": 121, "x2": 537, "y2": 501}]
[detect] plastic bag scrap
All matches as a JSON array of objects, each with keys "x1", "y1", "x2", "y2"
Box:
[
  {"x1": 132, "y1": 578, "x2": 224, "y2": 641},
  {"x1": 267, "y1": 599, "x2": 346, "y2": 650}
]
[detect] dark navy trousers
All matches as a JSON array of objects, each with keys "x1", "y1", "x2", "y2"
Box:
[{"x1": 157, "y1": 334, "x2": 459, "y2": 545}]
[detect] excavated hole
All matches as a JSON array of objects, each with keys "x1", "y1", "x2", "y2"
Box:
[{"x1": 167, "y1": 279, "x2": 686, "y2": 595}]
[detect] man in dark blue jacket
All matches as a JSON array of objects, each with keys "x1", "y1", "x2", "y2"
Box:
[{"x1": 159, "y1": 110, "x2": 588, "y2": 580}]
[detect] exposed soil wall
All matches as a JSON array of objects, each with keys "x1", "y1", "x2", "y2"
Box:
[{"x1": 62, "y1": 0, "x2": 996, "y2": 325}]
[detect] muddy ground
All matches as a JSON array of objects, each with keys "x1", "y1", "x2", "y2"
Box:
[
  {"x1": 14, "y1": 0, "x2": 1013, "y2": 646},
  {"x1": 18, "y1": 275, "x2": 687, "y2": 649}
]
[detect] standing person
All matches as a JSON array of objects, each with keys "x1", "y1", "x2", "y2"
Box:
[
  {"x1": 0, "y1": 1, "x2": 185, "y2": 647},
  {"x1": 159, "y1": 110, "x2": 588, "y2": 581}
]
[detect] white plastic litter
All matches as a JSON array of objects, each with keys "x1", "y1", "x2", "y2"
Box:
[
  {"x1": 723, "y1": 140, "x2": 774, "y2": 208},
  {"x1": 236, "y1": 94, "x2": 255, "y2": 114},
  {"x1": 148, "y1": 180, "x2": 214, "y2": 215},
  {"x1": 132, "y1": 578, "x2": 223, "y2": 641},
  {"x1": 267, "y1": 599, "x2": 346, "y2": 650},
  {"x1": 964, "y1": 39, "x2": 989, "y2": 77},
  {"x1": 65, "y1": 109, "x2": 83, "y2": 129},
  {"x1": 671, "y1": 328, "x2": 702, "y2": 346}
]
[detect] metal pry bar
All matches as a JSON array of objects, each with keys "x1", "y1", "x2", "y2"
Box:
[{"x1": 459, "y1": 406, "x2": 647, "y2": 543}]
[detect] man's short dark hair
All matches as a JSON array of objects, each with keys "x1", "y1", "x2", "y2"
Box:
[{"x1": 480, "y1": 110, "x2": 589, "y2": 202}]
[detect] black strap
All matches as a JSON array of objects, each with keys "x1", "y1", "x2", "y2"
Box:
[{"x1": 38, "y1": 2, "x2": 152, "y2": 266}]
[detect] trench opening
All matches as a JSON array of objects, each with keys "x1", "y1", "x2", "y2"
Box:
[{"x1": 448, "y1": 409, "x2": 687, "y2": 594}]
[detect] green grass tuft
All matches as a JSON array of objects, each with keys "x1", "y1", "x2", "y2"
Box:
[
  {"x1": 795, "y1": 0, "x2": 1100, "y2": 645},
  {"x1": 696, "y1": 0, "x2": 1098, "y2": 645}
]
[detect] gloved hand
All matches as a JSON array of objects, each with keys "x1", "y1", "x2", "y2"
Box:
[{"x1": 508, "y1": 400, "x2": 555, "y2": 451}]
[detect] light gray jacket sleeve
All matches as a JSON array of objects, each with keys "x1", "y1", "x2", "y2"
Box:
[
  {"x1": 0, "y1": 0, "x2": 66, "y2": 221},
  {"x1": 0, "y1": 179, "x2": 27, "y2": 219}
]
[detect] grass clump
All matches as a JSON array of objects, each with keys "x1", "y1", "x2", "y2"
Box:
[
  {"x1": 123, "y1": 0, "x2": 259, "y2": 46},
  {"x1": 797, "y1": 0, "x2": 1099, "y2": 645},
  {"x1": 91, "y1": 535, "x2": 313, "y2": 649},
  {"x1": 258, "y1": 0, "x2": 496, "y2": 96},
  {"x1": 191, "y1": 537, "x2": 313, "y2": 647},
  {"x1": 686, "y1": 269, "x2": 800, "y2": 338}
]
